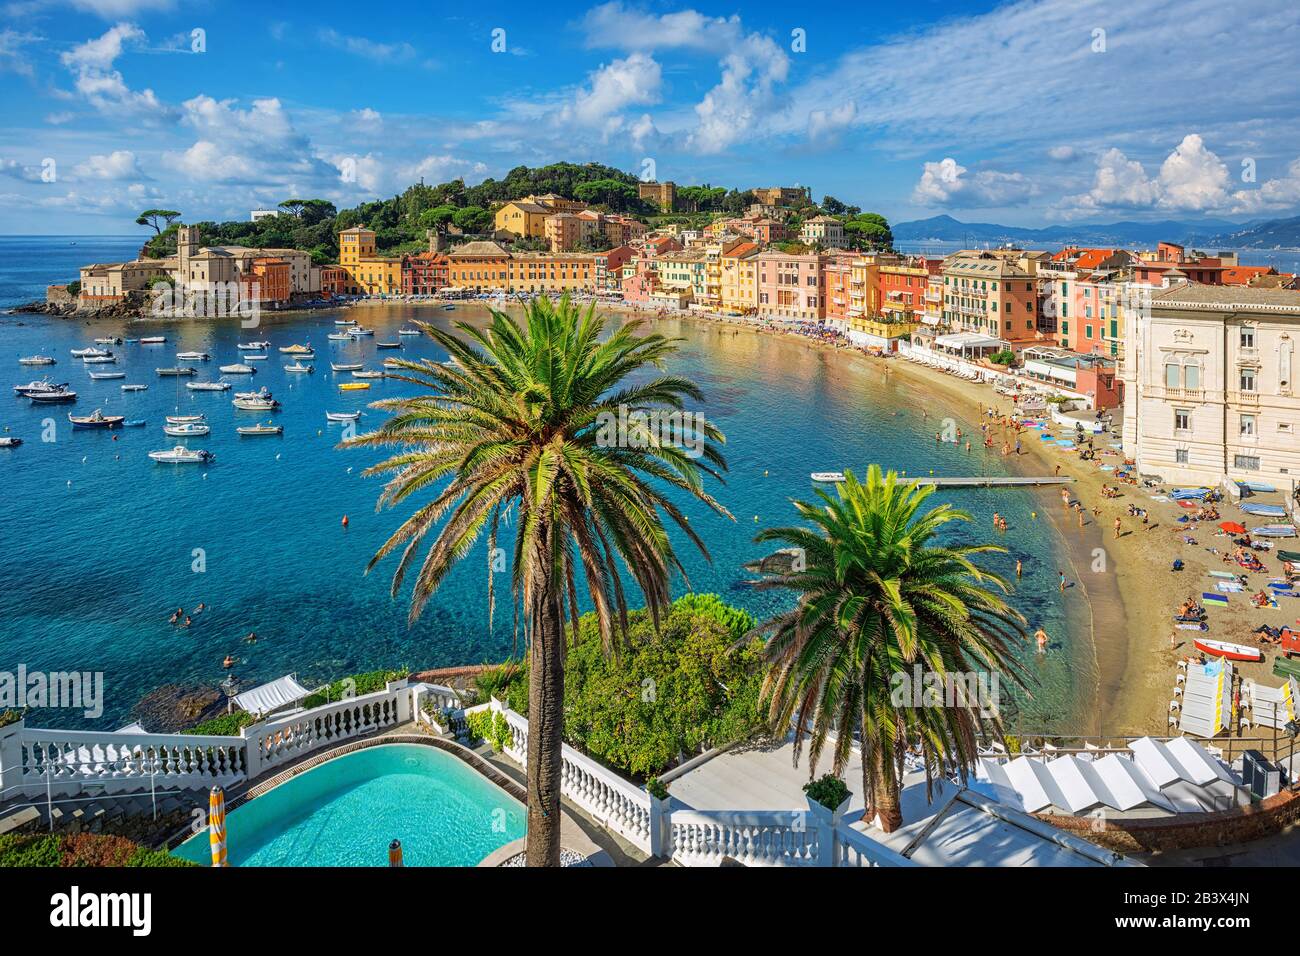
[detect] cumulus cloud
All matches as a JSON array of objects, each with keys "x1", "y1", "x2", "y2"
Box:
[
  {"x1": 1047, "y1": 145, "x2": 1077, "y2": 162},
  {"x1": 1065, "y1": 134, "x2": 1233, "y2": 214},
  {"x1": 1232, "y1": 157, "x2": 1300, "y2": 214},
  {"x1": 563, "y1": 52, "x2": 661, "y2": 130},
  {"x1": 59, "y1": 23, "x2": 172, "y2": 121},
  {"x1": 73, "y1": 149, "x2": 145, "y2": 180},
  {"x1": 912, "y1": 157, "x2": 1035, "y2": 207}
]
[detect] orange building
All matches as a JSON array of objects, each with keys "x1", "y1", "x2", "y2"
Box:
[{"x1": 239, "y1": 256, "x2": 291, "y2": 305}]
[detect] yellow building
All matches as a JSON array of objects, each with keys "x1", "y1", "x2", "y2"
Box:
[
  {"x1": 494, "y1": 201, "x2": 553, "y2": 239},
  {"x1": 338, "y1": 226, "x2": 402, "y2": 295},
  {"x1": 445, "y1": 240, "x2": 596, "y2": 293},
  {"x1": 719, "y1": 242, "x2": 760, "y2": 313}
]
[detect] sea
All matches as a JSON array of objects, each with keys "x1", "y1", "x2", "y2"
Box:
[{"x1": 1, "y1": 236, "x2": 1097, "y2": 732}]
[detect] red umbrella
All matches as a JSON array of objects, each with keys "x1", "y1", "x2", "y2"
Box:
[{"x1": 1219, "y1": 521, "x2": 1247, "y2": 534}]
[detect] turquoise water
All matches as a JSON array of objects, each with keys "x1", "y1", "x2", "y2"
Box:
[
  {"x1": 0, "y1": 237, "x2": 1090, "y2": 732},
  {"x1": 174, "y1": 744, "x2": 525, "y2": 866}
]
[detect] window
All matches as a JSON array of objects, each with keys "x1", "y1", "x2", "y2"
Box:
[
  {"x1": 1174, "y1": 408, "x2": 1191, "y2": 431},
  {"x1": 1184, "y1": 365, "x2": 1200, "y2": 389},
  {"x1": 1240, "y1": 368, "x2": 1257, "y2": 392},
  {"x1": 1175, "y1": 448, "x2": 1189, "y2": 464},
  {"x1": 1241, "y1": 327, "x2": 1255, "y2": 349},
  {"x1": 1240, "y1": 414, "x2": 1256, "y2": 437},
  {"x1": 1165, "y1": 363, "x2": 1180, "y2": 388},
  {"x1": 1234, "y1": 454, "x2": 1260, "y2": 471}
]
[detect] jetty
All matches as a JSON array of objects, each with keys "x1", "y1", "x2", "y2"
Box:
[{"x1": 914, "y1": 475, "x2": 1075, "y2": 488}]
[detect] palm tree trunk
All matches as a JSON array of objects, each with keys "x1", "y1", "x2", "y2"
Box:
[
  {"x1": 525, "y1": 564, "x2": 565, "y2": 867},
  {"x1": 870, "y1": 745, "x2": 903, "y2": 833}
]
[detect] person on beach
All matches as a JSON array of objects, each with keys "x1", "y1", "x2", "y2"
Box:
[
  {"x1": 1114, "y1": 516, "x2": 1122, "y2": 538},
  {"x1": 1015, "y1": 439, "x2": 1021, "y2": 455},
  {"x1": 1054, "y1": 464, "x2": 1061, "y2": 477},
  {"x1": 1034, "y1": 626, "x2": 1048, "y2": 653},
  {"x1": 966, "y1": 441, "x2": 971, "y2": 452},
  {"x1": 1015, "y1": 558, "x2": 1023, "y2": 579},
  {"x1": 1059, "y1": 570, "x2": 1067, "y2": 591}
]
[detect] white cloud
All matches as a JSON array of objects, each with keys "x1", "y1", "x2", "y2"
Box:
[
  {"x1": 564, "y1": 53, "x2": 661, "y2": 129},
  {"x1": 164, "y1": 95, "x2": 335, "y2": 186},
  {"x1": 1065, "y1": 135, "x2": 1232, "y2": 214},
  {"x1": 1047, "y1": 145, "x2": 1077, "y2": 162},
  {"x1": 352, "y1": 108, "x2": 382, "y2": 132},
  {"x1": 0, "y1": 28, "x2": 39, "y2": 77},
  {"x1": 67, "y1": 0, "x2": 174, "y2": 16},
  {"x1": 1232, "y1": 157, "x2": 1300, "y2": 214},
  {"x1": 59, "y1": 23, "x2": 172, "y2": 121},
  {"x1": 808, "y1": 102, "x2": 857, "y2": 142},
  {"x1": 317, "y1": 29, "x2": 421, "y2": 65},
  {"x1": 73, "y1": 149, "x2": 145, "y2": 180},
  {"x1": 912, "y1": 157, "x2": 1035, "y2": 207}
]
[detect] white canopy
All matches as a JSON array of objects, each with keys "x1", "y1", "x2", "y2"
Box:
[
  {"x1": 233, "y1": 674, "x2": 312, "y2": 717},
  {"x1": 934, "y1": 332, "x2": 1004, "y2": 350}
]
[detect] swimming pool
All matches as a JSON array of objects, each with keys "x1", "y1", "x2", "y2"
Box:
[{"x1": 175, "y1": 743, "x2": 526, "y2": 866}]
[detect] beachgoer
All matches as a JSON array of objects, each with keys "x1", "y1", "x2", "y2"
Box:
[
  {"x1": 1113, "y1": 517, "x2": 1122, "y2": 539},
  {"x1": 1015, "y1": 559, "x2": 1023, "y2": 579},
  {"x1": 1034, "y1": 627, "x2": 1048, "y2": 653},
  {"x1": 1059, "y1": 571, "x2": 1067, "y2": 592}
]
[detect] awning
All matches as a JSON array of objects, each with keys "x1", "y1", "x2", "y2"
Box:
[
  {"x1": 934, "y1": 332, "x2": 1004, "y2": 350},
  {"x1": 233, "y1": 674, "x2": 312, "y2": 717}
]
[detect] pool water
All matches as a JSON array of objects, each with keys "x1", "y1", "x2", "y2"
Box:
[{"x1": 175, "y1": 744, "x2": 525, "y2": 866}]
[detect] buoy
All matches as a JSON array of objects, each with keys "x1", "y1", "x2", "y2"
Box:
[
  {"x1": 753, "y1": 515, "x2": 758, "y2": 523},
  {"x1": 342, "y1": 515, "x2": 349, "y2": 527},
  {"x1": 763, "y1": 470, "x2": 768, "y2": 477}
]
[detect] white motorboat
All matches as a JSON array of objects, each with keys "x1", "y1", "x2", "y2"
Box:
[
  {"x1": 139, "y1": 336, "x2": 166, "y2": 344},
  {"x1": 219, "y1": 364, "x2": 256, "y2": 374},
  {"x1": 166, "y1": 414, "x2": 206, "y2": 424},
  {"x1": 376, "y1": 341, "x2": 402, "y2": 349},
  {"x1": 157, "y1": 367, "x2": 197, "y2": 376},
  {"x1": 348, "y1": 327, "x2": 374, "y2": 336},
  {"x1": 326, "y1": 411, "x2": 361, "y2": 422},
  {"x1": 68, "y1": 408, "x2": 124, "y2": 428},
  {"x1": 121, "y1": 384, "x2": 148, "y2": 391},
  {"x1": 238, "y1": 341, "x2": 271, "y2": 350},
  {"x1": 88, "y1": 371, "x2": 126, "y2": 380},
  {"x1": 164, "y1": 422, "x2": 210, "y2": 437},
  {"x1": 397, "y1": 328, "x2": 421, "y2": 336},
  {"x1": 284, "y1": 362, "x2": 314, "y2": 373},
  {"x1": 243, "y1": 354, "x2": 269, "y2": 361},
  {"x1": 82, "y1": 355, "x2": 117, "y2": 364},
  {"x1": 331, "y1": 362, "x2": 362, "y2": 372},
  {"x1": 27, "y1": 389, "x2": 76, "y2": 404},
  {"x1": 187, "y1": 380, "x2": 232, "y2": 391},
  {"x1": 0, "y1": 437, "x2": 20, "y2": 448},
  {"x1": 334, "y1": 318, "x2": 358, "y2": 326},
  {"x1": 71, "y1": 347, "x2": 108, "y2": 358},
  {"x1": 351, "y1": 369, "x2": 384, "y2": 379},
  {"x1": 176, "y1": 351, "x2": 210, "y2": 361},
  {"x1": 18, "y1": 355, "x2": 56, "y2": 366},
  {"x1": 279, "y1": 344, "x2": 313, "y2": 355},
  {"x1": 811, "y1": 471, "x2": 846, "y2": 483},
  {"x1": 234, "y1": 387, "x2": 273, "y2": 401},
  {"x1": 148, "y1": 446, "x2": 214, "y2": 464},
  {"x1": 327, "y1": 332, "x2": 353, "y2": 341},
  {"x1": 237, "y1": 422, "x2": 283, "y2": 436},
  {"x1": 94, "y1": 337, "x2": 122, "y2": 345},
  {"x1": 13, "y1": 378, "x2": 66, "y2": 395},
  {"x1": 232, "y1": 397, "x2": 280, "y2": 411}
]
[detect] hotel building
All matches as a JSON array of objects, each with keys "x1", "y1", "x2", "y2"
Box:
[{"x1": 940, "y1": 250, "x2": 1043, "y2": 344}]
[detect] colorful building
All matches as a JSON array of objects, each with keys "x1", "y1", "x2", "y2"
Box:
[
  {"x1": 800, "y1": 215, "x2": 844, "y2": 248},
  {"x1": 338, "y1": 225, "x2": 402, "y2": 295},
  {"x1": 719, "y1": 241, "x2": 760, "y2": 313},
  {"x1": 755, "y1": 251, "x2": 825, "y2": 321},
  {"x1": 940, "y1": 250, "x2": 1042, "y2": 344}
]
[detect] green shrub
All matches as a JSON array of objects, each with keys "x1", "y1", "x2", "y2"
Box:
[
  {"x1": 183, "y1": 711, "x2": 255, "y2": 736},
  {"x1": 0, "y1": 833, "x2": 194, "y2": 868},
  {"x1": 300, "y1": 669, "x2": 406, "y2": 710},
  {"x1": 126, "y1": 847, "x2": 198, "y2": 867},
  {"x1": 0, "y1": 709, "x2": 22, "y2": 729},
  {"x1": 803, "y1": 775, "x2": 851, "y2": 811},
  {"x1": 0, "y1": 834, "x2": 63, "y2": 867},
  {"x1": 465, "y1": 709, "x2": 513, "y2": 752},
  {"x1": 646, "y1": 776, "x2": 670, "y2": 800}
]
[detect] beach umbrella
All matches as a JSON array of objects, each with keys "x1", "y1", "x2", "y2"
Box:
[
  {"x1": 1219, "y1": 521, "x2": 1247, "y2": 534},
  {"x1": 208, "y1": 786, "x2": 228, "y2": 867}
]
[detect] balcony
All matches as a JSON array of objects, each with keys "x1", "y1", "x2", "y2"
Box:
[{"x1": 1227, "y1": 390, "x2": 1260, "y2": 407}]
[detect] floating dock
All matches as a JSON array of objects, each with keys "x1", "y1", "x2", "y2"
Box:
[{"x1": 914, "y1": 476, "x2": 1075, "y2": 488}]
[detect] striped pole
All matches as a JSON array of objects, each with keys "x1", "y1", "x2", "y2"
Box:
[
  {"x1": 208, "y1": 787, "x2": 227, "y2": 868},
  {"x1": 388, "y1": 839, "x2": 403, "y2": 867}
]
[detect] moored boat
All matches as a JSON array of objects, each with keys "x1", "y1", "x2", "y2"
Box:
[
  {"x1": 243, "y1": 354, "x2": 269, "y2": 361},
  {"x1": 376, "y1": 341, "x2": 402, "y2": 349},
  {"x1": 219, "y1": 364, "x2": 256, "y2": 374},
  {"x1": 811, "y1": 471, "x2": 845, "y2": 483},
  {"x1": 68, "y1": 409, "x2": 124, "y2": 429},
  {"x1": 330, "y1": 362, "x2": 362, "y2": 372},
  {"x1": 187, "y1": 380, "x2": 232, "y2": 391},
  {"x1": 347, "y1": 327, "x2": 374, "y2": 336},
  {"x1": 71, "y1": 347, "x2": 108, "y2": 358},
  {"x1": 18, "y1": 356, "x2": 56, "y2": 366},
  {"x1": 163, "y1": 422, "x2": 210, "y2": 437},
  {"x1": 238, "y1": 341, "x2": 271, "y2": 350},
  {"x1": 325, "y1": 411, "x2": 361, "y2": 422},
  {"x1": 148, "y1": 446, "x2": 214, "y2": 464},
  {"x1": 0, "y1": 436, "x2": 21, "y2": 447},
  {"x1": 397, "y1": 328, "x2": 421, "y2": 336},
  {"x1": 94, "y1": 337, "x2": 122, "y2": 345},
  {"x1": 236, "y1": 422, "x2": 283, "y2": 436},
  {"x1": 338, "y1": 382, "x2": 370, "y2": 391},
  {"x1": 232, "y1": 397, "x2": 280, "y2": 411},
  {"x1": 279, "y1": 344, "x2": 313, "y2": 354},
  {"x1": 327, "y1": 332, "x2": 353, "y2": 341},
  {"x1": 351, "y1": 369, "x2": 384, "y2": 379},
  {"x1": 283, "y1": 362, "x2": 314, "y2": 373},
  {"x1": 139, "y1": 336, "x2": 166, "y2": 344},
  {"x1": 121, "y1": 384, "x2": 148, "y2": 392},
  {"x1": 28, "y1": 389, "x2": 76, "y2": 403},
  {"x1": 165, "y1": 414, "x2": 206, "y2": 424},
  {"x1": 13, "y1": 378, "x2": 66, "y2": 396},
  {"x1": 233, "y1": 387, "x2": 273, "y2": 401},
  {"x1": 88, "y1": 371, "x2": 126, "y2": 380},
  {"x1": 157, "y1": 367, "x2": 197, "y2": 377},
  {"x1": 1193, "y1": 638, "x2": 1264, "y2": 662},
  {"x1": 176, "y1": 351, "x2": 210, "y2": 361},
  {"x1": 82, "y1": 355, "x2": 117, "y2": 364}
]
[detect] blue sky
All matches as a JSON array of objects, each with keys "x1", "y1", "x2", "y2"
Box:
[{"x1": 2, "y1": 0, "x2": 1299, "y2": 233}]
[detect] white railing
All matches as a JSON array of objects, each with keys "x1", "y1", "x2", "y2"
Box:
[
  {"x1": 668, "y1": 809, "x2": 820, "y2": 867},
  {"x1": 835, "y1": 821, "x2": 916, "y2": 867},
  {"x1": 1, "y1": 678, "x2": 422, "y2": 801}
]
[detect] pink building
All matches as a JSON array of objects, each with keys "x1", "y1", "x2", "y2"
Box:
[{"x1": 756, "y1": 251, "x2": 825, "y2": 321}]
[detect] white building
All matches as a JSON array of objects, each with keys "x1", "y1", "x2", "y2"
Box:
[
  {"x1": 1122, "y1": 284, "x2": 1300, "y2": 490},
  {"x1": 801, "y1": 215, "x2": 844, "y2": 248},
  {"x1": 250, "y1": 209, "x2": 278, "y2": 222}
]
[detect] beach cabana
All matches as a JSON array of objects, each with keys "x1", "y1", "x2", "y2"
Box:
[{"x1": 232, "y1": 673, "x2": 313, "y2": 719}]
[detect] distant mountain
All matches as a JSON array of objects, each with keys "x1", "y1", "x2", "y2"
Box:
[
  {"x1": 1206, "y1": 215, "x2": 1300, "y2": 249},
  {"x1": 892, "y1": 214, "x2": 1255, "y2": 248}
]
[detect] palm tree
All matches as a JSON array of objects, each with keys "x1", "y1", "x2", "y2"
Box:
[
  {"x1": 346, "y1": 296, "x2": 729, "y2": 865},
  {"x1": 756, "y1": 465, "x2": 1026, "y2": 832}
]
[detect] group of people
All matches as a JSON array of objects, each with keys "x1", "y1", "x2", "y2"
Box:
[{"x1": 167, "y1": 603, "x2": 205, "y2": 629}]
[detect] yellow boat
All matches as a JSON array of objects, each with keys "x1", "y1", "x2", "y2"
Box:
[{"x1": 339, "y1": 382, "x2": 371, "y2": 391}]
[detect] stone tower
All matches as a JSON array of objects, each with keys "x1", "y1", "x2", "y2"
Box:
[{"x1": 176, "y1": 224, "x2": 200, "y2": 278}]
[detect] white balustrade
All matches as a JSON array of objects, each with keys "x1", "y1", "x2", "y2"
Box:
[
  {"x1": 834, "y1": 821, "x2": 916, "y2": 867},
  {"x1": 245, "y1": 684, "x2": 405, "y2": 776},
  {"x1": 669, "y1": 809, "x2": 820, "y2": 867}
]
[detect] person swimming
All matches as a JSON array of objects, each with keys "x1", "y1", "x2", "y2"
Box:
[
  {"x1": 245, "y1": 632, "x2": 257, "y2": 644},
  {"x1": 222, "y1": 655, "x2": 237, "y2": 668},
  {"x1": 1034, "y1": 626, "x2": 1048, "y2": 653}
]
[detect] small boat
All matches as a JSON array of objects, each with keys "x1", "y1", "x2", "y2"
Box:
[
  {"x1": 348, "y1": 327, "x2": 374, "y2": 336},
  {"x1": 1193, "y1": 638, "x2": 1264, "y2": 662},
  {"x1": 234, "y1": 387, "x2": 273, "y2": 401},
  {"x1": 376, "y1": 341, "x2": 402, "y2": 349},
  {"x1": 94, "y1": 337, "x2": 122, "y2": 345},
  {"x1": 157, "y1": 367, "x2": 197, "y2": 377},
  {"x1": 0, "y1": 436, "x2": 22, "y2": 447},
  {"x1": 166, "y1": 415, "x2": 206, "y2": 424},
  {"x1": 331, "y1": 362, "x2": 362, "y2": 372},
  {"x1": 219, "y1": 364, "x2": 256, "y2": 374},
  {"x1": 28, "y1": 389, "x2": 76, "y2": 403},
  {"x1": 279, "y1": 344, "x2": 313, "y2": 354},
  {"x1": 68, "y1": 409, "x2": 124, "y2": 429},
  {"x1": 326, "y1": 411, "x2": 361, "y2": 422},
  {"x1": 176, "y1": 351, "x2": 210, "y2": 361},
  {"x1": 397, "y1": 328, "x2": 421, "y2": 336},
  {"x1": 139, "y1": 336, "x2": 166, "y2": 344},
  {"x1": 123, "y1": 419, "x2": 146, "y2": 427},
  {"x1": 442, "y1": 304, "x2": 455, "y2": 311},
  {"x1": 1240, "y1": 503, "x2": 1288, "y2": 517},
  {"x1": 238, "y1": 341, "x2": 271, "y2": 350},
  {"x1": 339, "y1": 382, "x2": 371, "y2": 391},
  {"x1": 164, "y1": 422, "x2": 210, "y2": 437},
  {"x1": 82, "y1": 355, "x2": 117, "y2": 364},
  {"x1": 351, "y1": 370, "x2": 384, "y2": 379},
  {"x1": 187, "y1": 380, "x2": 232, "y2": 391},
  {"x1": 327, "y1": 332, "x2": 353, "y2": 342},
  {"x1": 121, "y1": 384, "x2": 148, "y2": 392},
  {"x1": 1252, "y1": 525, "x2": 1298, "y2": 538},
  {"x1": 335, "y1": 318, "x2": 358, "y2": 325},
  {"x1": 232, "y1": 397, "x2": 280, "y2": 411},
  {"x1": 148, "y1": 446, "x2": 214, "y2": 464},
  {"x1": 284, "y1": 363, "x2": 314, "y2": 373},
  {"x1": 811, "y1": 471, "x2": 845, "y2": 483},
  {"x1": 71, "y1": 347, "x2": 108, "y2": 358},
  {"x1": 18, "y1": 356, "x2": 56, "y2": 366},
  {"x1": 88, "y1": 371, "x2": 126, "y2": 380},
  {"x1": 13, "y1": 378, "x2": 66, "y2": 396},
  {"x1": 237, "y1": 422, "x2": 283, "y2": 436},
  {"x1": 243, "y1": 354, "x2": 269, "y2": 361},
  {"x1": 1237, "y1": 481, "x2": 1277, "y2": 494}
]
